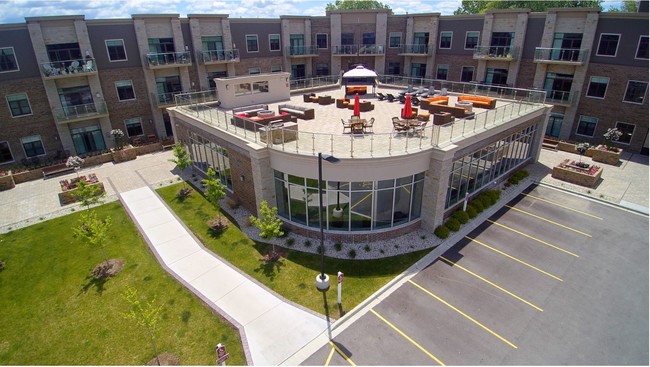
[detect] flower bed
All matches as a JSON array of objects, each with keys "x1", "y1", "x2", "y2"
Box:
[
  {"x1": 60, "y1": 173, "x2": 99, "y2": 192},
  {"x1": 591, "y1": 145, "x2": 621, "y2": 165},
  {"x1": 552, "y1": 159, "x2": 602, "y2": 187}
]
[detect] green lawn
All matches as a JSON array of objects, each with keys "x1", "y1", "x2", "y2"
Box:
[
  {"x1": 0, "y1": 202, "x2": 245, "y2": 365},
  {"x1": 158, "y1": 183, "x2": 429, "y2": 317}
]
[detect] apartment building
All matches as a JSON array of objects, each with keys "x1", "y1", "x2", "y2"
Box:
[{"x1": 0, "y1": 8, "x2": 647, "y2": 169}]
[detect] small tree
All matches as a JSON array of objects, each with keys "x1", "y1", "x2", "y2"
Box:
[
  {"x1": 603, "y1": 128, "x2": 623, "y2": 151},
  {"x1": 575, "y1": 142, "x2": 590, "y2": 163},
  {"x1": 202, "y1": 167, "x2": 228, "y2": 231},
  {"x1": 249, "y1": 200, "x2": 284, "y2": 259},
  {"x1": 66, "y1": 155, "x2": 84, "y2": 178},
  {"x1": 169, "y1": 142, "x2": 193, "y2": 196},
  {"x1": 122, "y1": 286, "x2": 163, "y2": 366},
  {"x1": 72, "y1": 180, "x2": 106, "y2": 212},
  {"x1": 111, "y1": 129, "x2": 125, "y2": 150},
  {"x1": 74, "y1": 210, "x2": 112, "y2": 274}
]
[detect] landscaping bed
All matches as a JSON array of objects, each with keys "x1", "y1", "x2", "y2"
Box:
[{"x1": 552, "y1": 159, "x2": 602, "y2": 187}]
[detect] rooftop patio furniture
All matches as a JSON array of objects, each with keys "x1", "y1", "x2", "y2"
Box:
[
  {"x1": 417, "y1": 111, "x2": 430, "y2": 121},
  {"x1": 346, "y1": 86, "x2": 367, "y2": 95},
  {"x1": 318, "y1": 95, "x2": 334, "y2": 105},
  {"x1": 377, "y1": 92, "x2": 386, "y2": 101},
  {"x1": 365, "y1": 117, "x2": 375, "y2": 133},
  {"x1": 411, "y1": 96, "x2": 421, "y2": 106},
  {"x1": 401, "y1": 107, "x2": 418, "y2": 119},
  {"x1": 433, "y1": 112, "x2": 454, "y2": 125},
  {"x1": 392, "y1": 117, "x2": 409, "y2": 133},
  {"x1": 336, "y1": 98, "x2": 350, "y2": 108},
  {"x1": 359, "y1": 101, "x2": 374, "y2": 112},
  {"x1": 457, "y1": 95, "x2": 497, "y2": 109},
  {"x1": 232, "y1": 104, "x2": 269, "y2": 117},
  {"x1": 231, "y1": 112, "x2": 292, "y2": 131},
  {"x1": 428, "y1": 103, "x2": 472, "y2": 119},
  {"x1": 303, "y1": 93, "x2": 316, "y2": 102},
  {"x1": 341, "y1": 119, "x2": 352, "y2": 133},
  {"x1": 398, "y1": 94, "x2": 406, "y2": 103},
  {"x1": 278, "y1": 104, "x2": 315, "y2": 120},
  {"x1": 412, "y1": 121, "x2": 427, "y2": 137},
  {"x1": 420, "y1": 96, "x2": 450, "y2": 111},
  {"x1": 386, "y1": 93, "x2": 396, "y2": 102}
]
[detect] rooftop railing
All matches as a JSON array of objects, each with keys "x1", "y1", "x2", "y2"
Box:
[
  {"x1": 144, "y1": 51, "x2": 191, "y2": 68},
  {"x1": 545, "y1": 89, "x2": 578, "y2": 106},
  {"x1": 41, "y1": 57, "x2": 96, "y2": 78},
  {"x1": 197, "y1": 49, "x2": 240, "y2": 64},
  {"x1": 534, "y1": 47, "x2": 589, "y2": 64},
  {"x1": 52, "y1": 101, "x2": 108, "y2": 123},
  {"x1": 289, "y1": 75, "x2": 340, "y2": 91},
  {"x1": 473, "y1": 46, "x2": 520, "y2": 60}
]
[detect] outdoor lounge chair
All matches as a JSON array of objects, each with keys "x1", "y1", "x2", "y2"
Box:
[
  {"x1": 386, "y1": 93, "x2": 396, "y2": 102},
  {"x1": 341, "y1": 119, "x2": 352, "y2": 133},
  {"x1": 398, "y1": 94, "x2": 406, "y2": 104},
  {"x1": 365, "y1": 117, "x2": 375, "y2": 133},
  {"x1": 412, "y1": 121, "x2": 427, "y2": 137},
  {"x1": 411, "y1": 96, "x2": 421, "y2": 106},
  {"x1": 376, "y1": 92, "x2": 386, "y2": 101}
]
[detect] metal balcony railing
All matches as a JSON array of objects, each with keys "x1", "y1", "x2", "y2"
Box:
[
  {"x1": 287, "y1": 45, "x2": 319, "y2": 56},
  {"x1": 52, "y1": 101, "x2": 108, "y2": 123},
  {"x1": 152, "y1": 92, "x2": 186, "y2": 107},
  {"x1": 197, "y1": 49, "x2": 240, "y2": 64},
  {"x1": 398, "y1": 44, "x2": 430, "y2": 55},
  {"x1": 473, "y1": 46, "x2": 520, "y2": 60},
  {"x1": 41, "y1": 58, "x2": 97, "y2": 78},
  {"x1": 332, "y1": 45, "x2": 359, "y2": 55},
  {"x1": 545, "y1": 90, "x2": 578, "y2": 105},
  {"x1": 144, "y1": 51, "x2": 191, "y2": 68},
  {"x1": 358, "y1": 44, "x2": 384, "y2": 55},
  {"x1": 534, "y1": 47, "x2": 589, "y2": 64}
]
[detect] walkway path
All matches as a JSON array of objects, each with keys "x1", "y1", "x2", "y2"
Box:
[{"x1": 119, "y1": 186, "x2": 326, "y2": 365}]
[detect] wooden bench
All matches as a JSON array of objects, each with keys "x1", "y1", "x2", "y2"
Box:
[
  {"x1": 542, "y1": 138, "x2": 559, "y2": 151},
  {"x1": 42, "y1": 163, "x2": 75, "y2": 179}
]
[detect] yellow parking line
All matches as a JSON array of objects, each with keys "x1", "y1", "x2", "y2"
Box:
[
  {"x1": 324, "y1": 345, "x2": 335, "y2": 366},
  {"x1": 465, "y1": 236, "x2": 563, "y2": 282},
  {"x1": 522, "y1": 193, "x2": 603, "y2": 220},
  {"x1": 328, "y1": 340, "x2": 357, "y2": 366},
  {"x1": 408, "y1": 280, "x2": 518, "y2": 349},
  {"x1": 487, "y1": 219, "x2": 579, "y2": 258},
  {"x1": 505, "y1": 205, "x2": 592, "y2": 237},
  {"x1": 439, "y1": 256, "x2": 543, "y2": 312},
  {"x1": 370, "y1": 309, "x2": 445, "y2": 365}
]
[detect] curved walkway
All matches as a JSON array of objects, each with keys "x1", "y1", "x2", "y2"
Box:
[{"x1": 119, "y1": 186, "x2": 326, "y2": 365}]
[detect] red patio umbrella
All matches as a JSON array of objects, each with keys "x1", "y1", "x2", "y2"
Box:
[
  {"x1": 402, "y1": 93, "x2": 413, "y2": 119},
  {"x1": 353, "y1": 93, "x2": 360, "y2": 117}
]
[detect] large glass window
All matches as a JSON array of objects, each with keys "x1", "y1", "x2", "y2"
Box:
[
  {"x1": 460, "y1": 66, "x2": 474, "y2": 82},
  {"x1": 124, "y1": 117, "x2": 144, "y2": 137},
  {"x1": 21, "y1": 135, "x2": 45, "y2": 158},
  {"x1": 586, "y1": 76, "x2": 608, "y2": 99},
  {"x1": 341, "y1": 33, "x2": 354, "y2": 45},
  {"x1": 576, "y1": 115, "x2": 597, "y2": 137},
  {"x1": 274, "y1": 172, "x2": 424, "y2": 232},
  {"x1": 623, "y1": 80, "x2": 648, "y2": 104},
  {"x1": 7, "y1": 93, "x2": 32, "y2": 117},
  {"x1": 0, "y1": 141, "x2": 13, "y2": 164},
  {"x1": 269, "y1": 34, "x2": 281, "y2": 51},
  {"x1": 439, "y1": 31, "x2": 452, "y2": 49},
  {"x1": 47, "y1": 43, "x2": 81, "y2": 62},
  {"x1": 105, "y1": 39, "x2": 127, "y2": 61},
  {"x1": 246, "y1": 35, "x2": 259, "y2": 53},
  {"x1": 362, "y1": 32, "x2": 376, "y2": 45},
  {"x1": 389, "y1": 32, "x2": 401, "y2": 48},
  {"x1": 596, "y1": 34, "x2": 620, "y2": 56},
  {"x1": 115, "y1": 80, "x2": 136, "y2": 101},
  {"x1": 436, "y1": 64, "x2": 448, "y2": 80},
  {"x1": 615, "y1": 122, "x2": 635, "y2": 145},
  {"x1": 546, "y1": 113, "x2": 563, "y2": 138},
  {"x1": 465, "y1": 31, "x2": 479, "y2": 49},
  {"x1": 188, "y1": 131, "x2": 232, "y2": 189},
  {"x1": 490, "y1": 32, "x2": 514, "y2": 56},
  {"x1": 636, "y1": 36, "x2": 649, "y2": 59},
  {"x1": 316, "y1": 34, "x2": 328, "y2": 49},
  {"x1": 551, "y1": 33, "x2": 583, "y2": 61},
  {"x1": 70, "y1": 125, "x2": 106, "y2": 155},
  {"x1": 0, "y1": 47, "x2": 19, "y2": 72}
]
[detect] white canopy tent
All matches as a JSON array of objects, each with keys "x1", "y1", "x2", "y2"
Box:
[{"x1": 342, "y1": 66, "x2": 378, "y2": 96}]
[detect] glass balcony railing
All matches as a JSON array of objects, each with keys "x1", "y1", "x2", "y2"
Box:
[
  {"x1": 289, "y1": 75, "x2": 340, "y2": 91},
  {"x1": 197, "y1": 49, "x2": 240, "y2": 64},
  {"x1": 473, "y1": 46, "x2": 520, "y2": 60},
  {"x1": 287, "y1": 45, "x2": 318, "y2": 56},
  {"x1": 41, "y1": 58, "x2": 97, "y2": 78},
  {"x1": 332, "y1": 45, "x2": 359, "y2": 55},
  {"x1": 331, "y1": 44, "x2": 385, "y2": 56},
  {"x1": 52, "y1": 101, "x2": 108, "y2": 123},
  {"x1": 358, "y1": 44, "x2": 384, "y2": 55},
  {"x1": 545, "y1": 90, "x2": 578, "y2": 105},
  {"x1": 398, "y1": 44, "x2": 430, "y2": 55},
  {"x1": 534, "y1": 48, "x2": 589, "y2": 64},
  {"x1": 144, "y1": 51, "x2": 191, "y2": 68}
]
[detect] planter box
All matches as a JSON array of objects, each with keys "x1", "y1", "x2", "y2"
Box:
[
  {"x1": 556, "y1": 141, "x2": 576, "y2": 153},
  {"x1": 12, "y1": 169, "x2": 43, "y2": 184},
  {"x1": 83, "y1": 153, "x2": 113, "y2": 166},
  {"x1": 552, "y1": 164, "x2": 602, "y2": 187},
  {"x1": 58, "y1": 182, "x2": 105, "y2": 206},
  {"x1": 135, "y1": 142, "x2": 163, "y2": 155},
  {"x1": 111, "y1": 146, "x2": 137, "y2": 163},
  {"x1": 0, "y1": 174, "x2": 15, "y2": 191},
  {"x1": 591, "y1": 146, "x2": 621, "y2": 165}
]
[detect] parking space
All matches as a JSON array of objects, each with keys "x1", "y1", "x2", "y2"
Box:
[{"x1": 301, "y1": 184, "x2": 648, "y2": 365}]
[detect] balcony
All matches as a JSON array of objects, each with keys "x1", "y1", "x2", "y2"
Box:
[
  {"x1": 41, "y1": 58, "x2": 97, "y2": 79},
  {"x1": 545, "y1": 90, "x2": 578, "y2": 106},
  {"x1": 534, "y1": 48, "x2": 589, "y2": 65},
  {"x1": 197, "y1": 49, "x2": 240, "y2": 64},
  {"x1": 52, "y1": 101, "x2": 108, "y2": 124},
  {"x1": 473, "y1": 46, "x2": 520, "y2": 61},
  {"x1": 398, "y1": 44, "x2": 430, "y2": 56},
  {"x1": 144, "y1": 51, "x2": 192, "y2": 69},
  {"x1": 332, "y1": 44, "x2": 385, "y2": 56},
  {"x1": 287, "y1": 45, "x2": 318, "y2": 57},
  {"x1": 332, "y1": 45, "x2": 359, "y2": 55},
  {"x1": 358, "y1": 44, "x2": 384, "y2": 55}
]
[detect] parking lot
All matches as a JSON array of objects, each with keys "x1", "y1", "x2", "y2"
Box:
[{"x1": 301, "y1": 184, "x2": 649, "y2": 365}]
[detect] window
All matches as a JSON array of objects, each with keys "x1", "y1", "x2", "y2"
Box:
[
  {"x1": 623, "y1": 80, "x2": 648, "y2": 104},
  {"x1": 0, "y1": 47, "x2": 18, "y2": 72},
  {"x1": 439, "y1": 31, "x2": 452, "y2": 49},
  {"x1": 105, "y1": 39, "x2": 127, "y2": 61},
  {"x1": 389, "y1": 32, "x2": 401, "y2": 48},
  {"x1": 316, "y1": 34, "x2": 328, "y2": 49},
  {"x1": 436, "y1": 64, "x2": 449, "y2": 80},
  {"x1": 586, "y1": 76, "x2": 608, "y2": 99},
  {"x1": 387, "y1": 62, "x2": 400, "y2": 75},
  {"x1": 246, "y1": 35, "x2": 258, "y2": 53},
  {"x1": 465, "y1": 31, "x2": 479, "y2": 50},
  {"x1": 362, "y1": 32, "x2": 376, "y2": 45},
  {"x1": 271, "y1": 65, "x2": 282, "y2": 73},
  {"x1": 124, "y1": 117, "x2": 144, "y2": 137},
  {"x1": 596, "y1": 33, "x2": 620, "y2": 57},
  {"x1": 315, "y1": 63, "x2": 329, "y2": 76},
  {"x1": 248, "y1": 67, "x2": 261, "y2": 75},
  {"x1": 460, "y1": 66, "x2": 474, "y2": 82},
  {"x1": 269, "y1": 34, "x2": 280, "y2": 51},
  {"x1": 636, "y1": 36, "x2": 648, "y2": 59},
  {"x1": 615, "y1": 122, "x2": 635, "y2": 144},
  {"x1": 0, "y1": 141, "x2": 14, "y2": 164},
  {"x1": 47, "y1": 43, "x2": 81, "y2": 61},
  {"x1": 341, "y1": 33, "x2": 354, "y2": 45},
  {"x1": 115, "y1": 80, "x2": 136, "y2": 101},
  {"x1": 6, "y1": 93, "x2": 32, "y2": 117},
  {"x1": 576, "y1": 116, "x2": 597, "y2": 137},
  {"x1": 21, "y1": 135, "x2": 45, "y2": 158}
]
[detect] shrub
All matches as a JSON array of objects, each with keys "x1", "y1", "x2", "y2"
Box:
[
  {"x1": 445, "y1": 218, "x2": 461, "y2": 232},
  {"x1": 285, "y1": 237, "x2": 295, "y2": 247},
  {"x1": 479, "y1": 194, "x2": 492, "y2": 208},
  {"x1": 334, "y1": 242, "x2": 342, "y2": 251},
  {"x1": 466, "y1": 205, "x2": 477, "y2": 219},
  {"x1": 348, "y1": 249, "x2": 357, "y2": 259},
  {"x1": 363, "y1": 244, "x2": 371, "y2": 252},
  {"x1": 225, "y1": 198, "x2": 240, "y2": 210},
  {"x1": 434, "y1": 225, "x2": 450, "y2": 239},
  {"x1": 304, "y1": 239, "x2": 312, "y2": 248},
  {"x1": 470, "y1": 200, "x2": 483, "y2": 213},
  {"x1": 452, "y1": 210, "x2": 469, "y2": 224}
]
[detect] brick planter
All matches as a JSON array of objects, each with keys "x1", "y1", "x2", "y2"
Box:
[
  {"x1": 58, "y1": 182, "x2": 105, "y2": 205},
  {"x1": 135, "y1": 142, "x2": 163, "y2": 155},
  {"x1": 0, "y1": 174, "x2": 15, "y2": 191},
  {"x1": 12, "y1": 169, "x2": 43, "y2": 184},
  {"x1": 552, "y1": 161, "x2": 602, "y2": 187},
  {"x1": 83, "y1": 152, "x2": 113, "y2": 166},
  {"x1": 111, "y1": 146, "x2": 137, "y2": 163},
  {"x1": 591, "y1": 146, "x2": 622, "y2": 165},
  {"x1": 556, "y1": 141, "x2": 576, "y2": 153}
]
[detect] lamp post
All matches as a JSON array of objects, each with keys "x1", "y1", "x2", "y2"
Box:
[{"x1": 315, "y1": 152, "x2": 340, "y2": 292}]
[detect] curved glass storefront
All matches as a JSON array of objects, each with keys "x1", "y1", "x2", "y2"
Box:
[{"x1": 274, "y1": 171, "x2": 425, "y2": 231}]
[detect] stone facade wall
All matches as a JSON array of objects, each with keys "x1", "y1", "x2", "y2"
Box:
[
  {"x1": 283, "y1": 219, "x2": 421, "y2": 243},
  {"x1": 234, "y1": 56, "x2": 284, "y2": 75},
  {"x1": 434, "y1": 54, "x2": 478, "y2": 83}
]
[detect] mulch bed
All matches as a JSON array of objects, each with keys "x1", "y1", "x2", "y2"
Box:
[
  {"x1": 92, "y1": 258, "x2": 125, "y2": 279},
  {"x1": 147, "y1": 352, "x2": 180, "y2": 366}
]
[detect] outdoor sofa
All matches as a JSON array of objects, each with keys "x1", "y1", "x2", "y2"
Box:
[
  {"x1": 278, "y1": 104, "x2": 315, "y2": 120},
  {"x1": 458, "y1": 95, "x2": 496, "y2": 109}
]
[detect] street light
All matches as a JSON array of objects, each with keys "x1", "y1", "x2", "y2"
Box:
[{"x1": 315, "y1": 152, "x2": 340, "y2": 292}]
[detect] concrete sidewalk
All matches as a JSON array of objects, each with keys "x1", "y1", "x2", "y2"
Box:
[{"x1": 119, "y1": 186, "x2": 326, "y2": 365}]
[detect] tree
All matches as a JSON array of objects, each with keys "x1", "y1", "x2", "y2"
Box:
[
  {"x1": 66, "y1": 155, "x2": 84, "y2": 178},
  {"x1": 72, "y1": 180, "x2": 106, "y2": 212},
  {"x1": 326, "y1": 0, "x2": 392, "y2": 13},
  {"x1": 454, "y1": 0, "x2": 603, "y2": 14},
  {"x1": 74, "y1": 210, "x2": 112, "y2": 273},
  {"x1": 169, "y1": 142, "x2": 193, "y2": 196},
  {"x1": 122, "y1": 286, "x2": 163, "y2": 366},
  {"x1": 201, "y1": 167, "x2": 228, "y2": 231},
  {"x1": 249, "y1": 200, "x2": 284, "y2": 259},
  {"x1": 607, "y1": 0, "x2": 638, "y2": 12},
  {"x1": 576, "y1": 142, "x2": 590, "y2": 163}
]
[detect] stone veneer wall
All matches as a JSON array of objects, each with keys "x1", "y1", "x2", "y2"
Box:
[{"x1": 283, "y1": 218, "x2": 421, "y2": 243}]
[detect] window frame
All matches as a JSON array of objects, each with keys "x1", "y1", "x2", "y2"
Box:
[
  {"x1": 460, "y1": 66, "x2": 474, "y2": 82},
  {"x1": 439, "y1": 31, "x2": 453, "y2": 49},
  {"x1": 124, "y1": 117, "x2": 144, "y2": 137},
  {"x1": 20, "y1": 135, "x2": 46, "y2": 158},
  {"x1": 464, "y1": 31, "x2": 480, "y2": 50},
  {"x1": 389, "y1": 32, "x2": 401, "y2": 48},
  {"x1": 315, "y1": 33, "x2": 328, "y2": 49},
  {"x1": 271, "y1": 65, "x2": 282, "y2": 73},
  {"x1": 0, "y1": 141, "x2": 15, "y2": 164},
  {"x1": 575, "y1": 115, "x2": 598, "y2": 137},
  {"x1": 269, "y1": 34, "x2": 281, "y2": 52},
  {"x1": 635, "y1": 35, "x2": 649, "y2": 60},
  {"x1": 248, "y1": 67, "x2": 261, "y2": 75},
  {"x1": 245, "y1": 34, "x2": 259, "y2": 53},
  {"x1": 614, "y1": 122, "x2": 635, "y2": 145},
  {"x1": 0, "y1": 46, "x2": 19, "y2": 73},
  {"x1": 436, "y1": 64, "x2": 449, "y2": 80},
  {"x1": 105, "y1": 39, "x2": 128, "y2": 62},
  {"x1": 6, "y1": 93, "x2": 33, "y2": 118},
  {"x1": 596, "y1": 33, "x2": 620, "y2": 57},
  {"x1": 115, "y1": 80, "x2": 136, "y2": 102},
  {"x1": 585, "y1": 76, "x2": 609, "y2": 99},
  {"x1": 622, "y1": 80, "x2": 648, "y2": 105}
]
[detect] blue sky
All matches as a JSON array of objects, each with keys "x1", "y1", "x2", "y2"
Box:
[{"x1": 0, "y1": 0, "x2": 625, "y2": 24}]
